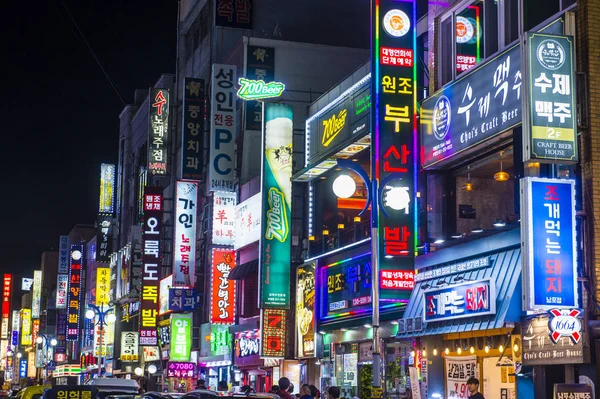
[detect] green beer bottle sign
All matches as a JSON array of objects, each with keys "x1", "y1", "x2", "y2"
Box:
[{"x1": 237, "y1": 78, "x2": 285, "y2": 101}]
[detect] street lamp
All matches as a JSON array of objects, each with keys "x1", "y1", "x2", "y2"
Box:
[
  {"x1": 36, "y1": 334, "x2": 58, "y2": 381},
  {"x1": 85, "y1": 304, "x2": 115, "y2": 377}
]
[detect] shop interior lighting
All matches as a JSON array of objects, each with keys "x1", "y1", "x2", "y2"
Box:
[
  {"x1": 457, "y1": 347, "x2": 462, "y2": 355},
  {"x1": 364, "y1": 323, "x2": 372, "y2": 328},
  {"x1": 433, "y1": 238, "x2": 445, "y2": 244},
  {"x1": 433, "y1": 347, "x2": 438, "y2": 356},
  {"x1": 471, "y1": 227, "x2": 484, "y2": 233},
  {"x1": 461, "y1": 165, "x2": 474, "y2": 191},
  {"x1": 499, "y1": 344, "x2": 504, "y2": 352},
  {"x1": 493, "y1": 219, "x2": 506, "y2": 227},
  {"x1": 318, "y1": 330, "x2": 326, "y2": 335},
  {"x1": 322, "y1": 229, "x2": 330, "y2": 236},
  {"x1": 494, "y1": 152, "x2": 510, "y2": 182},
  {"x1": 390, "y1": 320, "x2": 399, "y2": 325},
  {"x1": 469, "y1": 346, "x2": 475, "y2": 354},
  {"x1": 422, "y1": 348, "x2": 427, "y2": 357},
  {"x1": 484, "y1": 345, "x2": 490, "y2": 353},
  {"x1": 445, "y1": 347, "x2": 450, "y2": 355},
  {"x1": 451, "y1": 233, "x2": 463, "y2": 239}
]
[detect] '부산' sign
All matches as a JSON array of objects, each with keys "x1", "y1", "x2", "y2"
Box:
[{"x1": 521, "y1": 177, "x2": 577, "y2": 310}]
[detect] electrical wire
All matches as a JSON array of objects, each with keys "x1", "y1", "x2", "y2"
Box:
[{"x1": 59, "y1": 0, "x2": 126, "y2": 105}]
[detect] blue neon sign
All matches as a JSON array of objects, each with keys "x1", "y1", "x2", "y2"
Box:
[
  {"x1": 19, "y1": 358, "x2": 27, "y2": 378},
  {"x1": 523, "y1": 178, "x2": 577, "y2": 310}
]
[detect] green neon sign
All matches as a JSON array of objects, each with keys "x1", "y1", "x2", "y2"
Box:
[{"x1": 237, "y1": 78, "x2": 285, "y2": 101}]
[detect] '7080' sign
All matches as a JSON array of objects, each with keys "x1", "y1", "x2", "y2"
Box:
[{"x1": 423, "y1": 278, "x2": 496, "y2": 323}]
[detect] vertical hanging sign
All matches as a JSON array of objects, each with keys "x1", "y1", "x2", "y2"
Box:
[
  {"x1": 296, "y1": 263, "x2": 316, "y2": 358},
  {"x1": 1, "y1": 274, "x2": 11, "y2": 339},
  {"x1": 56, "y1": 274, "x2": 68, "y2": 309},
  {"x1": 244, "y1": 46, "x2": 275, "y2": 131},
  {"x1": 260, "y1": 308, "x2": 286, "y2": 358},
  {"x1": 148, "y1": 88, "x2": 170, "y2": 175},
  {"x1": 209, "y1": 64, "x2": 236, "y2": 192},
  {"x1": 140, "y1": 187, "x2": 163, "y2": 345},
  {"x1": 58, "y1": 236, "x2": 69, "y2": 274},
  {"x1": 210, "y1": 249, "x2": 237, "y2": 325},
  {"x1": 521, "y1": 177, "x2": 577, "y2": 310},
  {"x1": 31, "y1": 271, "x2": 42, "y2": 319},
  {"x1": 66, "y1": 245, "x2": 83, "y2": 341},
  {"x1": 372, "y1": 0, "x2": 417, "y2": 301},
  {"x1": 170, "y1": 314, "x2": 192, "y2": 362},
  {"x1": 524, "y1": 33, "x2": 577, "y2": 163},
  {"x1": 259, "y1": 103, "x2": 293, "y2": 309},
  {"x1": 182, "y1": 78, "x2": 205, "y2": 180},
  {"x1": 173, "y1": 181, "x2": 198, "y2": 287},
  {"x1": 96, "y1": 268, "x2": 110, "y2": 306}
]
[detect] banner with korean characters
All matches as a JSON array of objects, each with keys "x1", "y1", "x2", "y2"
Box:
[
  {"x1": 372, "y1": 0, "x2": 417, "y2": 301},
  {"x1": 554, "y1": 384, "x2": 593, "y2": 399},
  {"x1": 524, "y1": 33, "x2": 577, "y2": 163},
  {"x1": 169, "y1": 288, "x2": 199, "y2": 312},
  {"x1": 420, "y1": 44, "x2": 521, "y2": 169},
  {"x1": 1, "y1": 274, "x2": 11, "y2": 339},
  {"x1": 173, "y1": 181, "x2": 198, "y2": 287},
  {"x1": 423, "y1": 278, "x2": 496, "y2": 323},
  {"x1": 213, "y1": 191, "x2": 236, "y2": 245},
  {"x1": 445, "y1": 356, "x2": 478, "y2": 399},
  {"x1": 296, "y1": 263, "x2": 315, "y2": 358},
  {"x1": 245, "y1": 46, "x2": 275, "y2": 131},
  {"x1": 259, "y1": 103, "x2": 293, "y2": 309},
  {"x1": 209, "y1": 64, "x2": 236, "y2": 192},
  {"x1": 210, "y1": 248, "x2": 236, "y2": 324},
  {"x1": 66, "y1": 246, "x2": 83, "y2": 341},
  {"x1": 170, "y1": 313, "x2": 192, "y2": 362},
  {"x1": 96, "y1": 268, "x2": 110, "y2": 306},
  {"x1": 58, "y1": 235, "x2": 69, "y2": 274},
  {"x1": 234, "y1": 193, "x2": 262, "y2": 250},
  {"x1": 148, "y1": 88, "x2": 169, "y2": 175},
  {"x1": 214, "y1": 0, "x2": 252, "y2": 29},
  {"x1": 521, "y1": 178, "x2": 577, "y2": 310},
  {"x1": 140, "y1": 187, "x2": 163, "y2": 346},
  {"x1": 260, "y1": 308, "x2": 286, "y2": 358},
  {"x1": 44, "y1": 386, "x2": 99, "y2": 399},
  {"x1": 120, "y1": 332, "x2": 139, "y2": 362},
  {"x1": 182, "y1": 78, "x2": 205, "y2": 180}
]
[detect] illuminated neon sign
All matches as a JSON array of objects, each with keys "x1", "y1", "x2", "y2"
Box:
[{"x1": 237, "y1": 78, "x2": 285, "y2": 101}]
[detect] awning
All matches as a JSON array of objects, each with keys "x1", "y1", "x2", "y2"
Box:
[
  {"x1": 397, "y1": 229, "x2": 522, "y2": 337},
  {"x1": 228, "y1": 259, "x2": 258, "y2": 280}
]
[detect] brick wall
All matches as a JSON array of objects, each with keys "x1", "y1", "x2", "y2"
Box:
[{"x1": 577, "y1": 0, "x2": 600, "y2": 313}]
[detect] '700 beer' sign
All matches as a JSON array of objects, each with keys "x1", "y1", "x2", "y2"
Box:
[{"x1": 423, "y1": 279, "x2": 496, "y2": 323}]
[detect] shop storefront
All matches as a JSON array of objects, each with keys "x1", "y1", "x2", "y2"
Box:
[
  {"x1": 233, "y1": 329, "x2": 267, "y2": 392},
  {"x1": 199, "y1": 323, "x2": 233, "y2": 391},
  {"x1": 398, "y1": 230, "x2": 523, "y2": 399}
]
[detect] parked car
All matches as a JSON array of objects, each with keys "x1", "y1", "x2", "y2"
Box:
[{"x1": 84, "y1": 379, "x2": 139, "y2": 399}]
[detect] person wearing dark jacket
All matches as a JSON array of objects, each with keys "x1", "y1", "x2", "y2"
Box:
[
  {"x1": 467, "y1": 377, "x2": 485, "y2": 399},
  {"x1": 277, "y1": 378, "x2": 295, "y2": 399},
  {"x1": 300, "y1": 384, "x2": 313, "y2": 399}
]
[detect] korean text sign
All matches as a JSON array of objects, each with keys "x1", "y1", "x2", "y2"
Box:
[
  {"x1": 120, "y1": 331, "x2": 139, "y2": 362},
  {"x1": 373, "y1": 0, "x2": 416, "y2": 301},
  {"x1": 174, "y1": 181, "x2": 198, "y2": 287},
  {"x1": 259, "y1": 103, "x2": 293, "y2": 308},
  {"x1": 245, "y1": 46, "x2": 275, "y2": 130},
  {"x1": 423, "y1": 278, "x2": 496, "y2": 323},
  {"x1": 521, "y1": 178, "x2": 577, "y2": 310},
  {"x1": 182, "y1": 78, "x2": 205, "y2": 180},
  {"x1": 214, "y1": 0, "x2": 252, "y2": 29},
  {"x1": 140, "y1": 187, "x2": 163, "y2": 345},
  {"x1": 167, "y1": 362, "x2": 196, "y2": 378},
  {"x1": 21, "y1": 308, "x2": 31, "y2": 346},
  {"x1": 296, "y1": 263, "x2": 315, "y2": 358},
  {"x1": 44, "y1": 386, "x2": 98, "y2": 399},
  {"x1": 209, "y1": 64, "x2": 236, "y2": 192},
  {"x1": 210, "y1": 249, "x2": 236, "y2": 324},
  {"x1": 525, "y1": 33, "x2": 577, "y2": 163},
  {"x1": 67, "y1": 245, "x2": 83, "y2": 341},
  {"x1": 148, "y1": 88, "x2": 169, "y2": 175},
  {"x1": 170, "y1": 314, "x2": 192, "y2": 362},
  {"x1": 159, "y1": 275, "x2": 172, "y2": 315},
  {"x1": 445, "y1": 356, "x2": 477, "y2": 399},
  {"x1": 1, "y1": 274, "x2": 11, "y2": 339},
  {"x1": 31, "y1": 270, "x2": 42, "y2": 319},
  {"x1": 168, "y1": 288, "x2": 198, "y2": 312},
  {"x1": 96, "y1": 215, "x2": 112, "y2": 263},
  {"x1": 213, "y1": 191, "x2": 236, "y2": 245},
  {"x1": 319, "y1": 253, "x2": 372, "y2": 320},
  {"x1": 420, "y1": 45, "x2": 521, "y2": 169},
  {"x1": 96, "y1": 268, "x2": 110, "y2": 306},
  {"x1": 260, "y1": 308, "x2": 286, "y2": 358},
  {"x1": 99, "y1": 163, "x2": 116, "y2": 214},
  {"x1": 58, "y1": 235, "x2": 69, "y2": 274},
  {"x1": 235, "y1": 193, "x2": 261, "y2": 249},
  {"x1": 56, "y1": 274, "x2": 68, "y2": 309}
]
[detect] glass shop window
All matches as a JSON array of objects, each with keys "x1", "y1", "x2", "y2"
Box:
[{"x1": 426, "y1": 147, "x2": 519, "y2": 248}]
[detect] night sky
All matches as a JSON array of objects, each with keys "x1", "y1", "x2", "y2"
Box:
[{"x1": 5, "y1": 1, "x2": 176, "y2": 279}]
